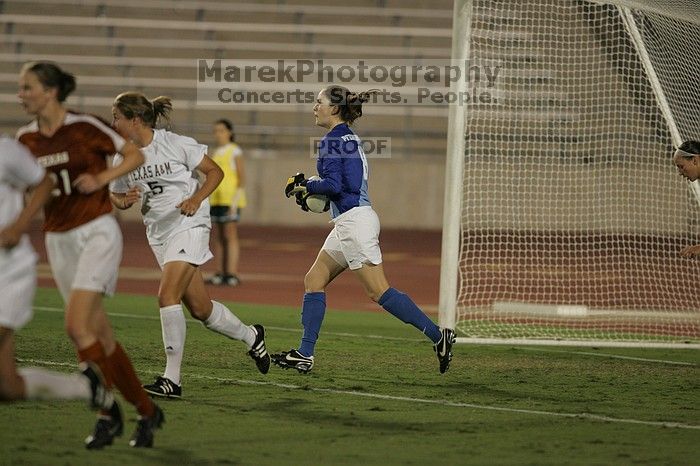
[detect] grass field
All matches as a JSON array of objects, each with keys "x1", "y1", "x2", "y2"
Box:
[{"x1": 1, "y1": 288, "x2": 699, "y2": 465}]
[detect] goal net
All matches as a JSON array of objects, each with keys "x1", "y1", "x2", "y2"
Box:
[{"x1": 440, "y1": 0, "x2": 700, "y2": 347}]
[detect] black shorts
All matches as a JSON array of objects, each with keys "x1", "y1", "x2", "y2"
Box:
[{"x1": 210, "y1": 205, "x2": 241, "y2": 223}]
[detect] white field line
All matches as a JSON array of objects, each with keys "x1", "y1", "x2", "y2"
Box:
[
  {"x1": 16, "y1": 357, "x2": 700, "y2": 431},
  {"x1": 519, "y1": 347, "x2": 697, "y2": 366},
  {"x1": 33, "y1": 306, "x2": 424, "y2": 342},
  {"x1": 34, "y1": 307, "x2": 695, "y2": 363}
]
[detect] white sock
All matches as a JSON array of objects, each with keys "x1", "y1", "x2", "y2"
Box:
[
  {"x1": 19, "y1": 367, "x2": 90, "y2": 401},
  {"x1": 205, "y1": 300, "x2": 255, "y2": 347},
  {"x1": 160, "y1": 304, "x2": 186, "y2": 385}
]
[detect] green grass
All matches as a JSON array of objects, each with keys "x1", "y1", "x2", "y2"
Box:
[{"x1": 1, "y1": 288, "x2": 699, "y2": 465}]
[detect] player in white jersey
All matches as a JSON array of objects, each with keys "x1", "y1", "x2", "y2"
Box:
[
  {"x1": 0, "y1": 137, "x2": 111, "y2": 408},
  {"x1": 109, "y1": 92, "x2": 270, "y2": 398}
]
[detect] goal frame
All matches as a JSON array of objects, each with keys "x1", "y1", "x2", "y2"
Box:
[{"x1": 439, "y1": 0, "x2": 700, "y2": 349}]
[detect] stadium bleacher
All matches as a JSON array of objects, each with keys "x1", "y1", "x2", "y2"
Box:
[{"x1": 0, "y1": 0, "x2": 453, "y2": 158}]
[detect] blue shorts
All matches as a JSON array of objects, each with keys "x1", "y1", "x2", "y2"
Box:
[{"x1": 210, "y1": 205, "x2": 241, "y2": 223}]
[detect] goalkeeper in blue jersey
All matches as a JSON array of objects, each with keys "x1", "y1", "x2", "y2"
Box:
[{"x1": 272, "y1": 85, "x2": 455, "y2": 374}]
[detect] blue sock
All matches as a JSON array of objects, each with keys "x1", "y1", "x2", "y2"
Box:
[
  {"x1": 378, "y1": 288, "x2": 441, "y2": 343},
  {"x1": 298, "y1": 292, "x2": 326, "y2": 357}
]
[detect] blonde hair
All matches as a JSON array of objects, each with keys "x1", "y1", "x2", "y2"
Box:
[{"x1": 113, "y1": 92, "x2": 172, "y2": 128}]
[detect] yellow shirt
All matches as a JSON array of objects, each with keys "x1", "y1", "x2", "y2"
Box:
[{"x1": 209, "y1": 143, "x2": 247, "y2": 208}]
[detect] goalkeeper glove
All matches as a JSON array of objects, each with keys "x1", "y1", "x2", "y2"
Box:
[
  {"x1": 295, "y1": 191, "x2": 310, "y2": 211},
  {"x1": 295, "y1": 191, "x2": 330, "y2": 213},
  {"x1": 285, "y1": 172, "x2": 308, "y2": 198}
]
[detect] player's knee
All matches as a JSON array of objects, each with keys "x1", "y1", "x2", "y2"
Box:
[
  {"x1": 218, "y1": 225, "x2": 230, "y2": 241},
  {"x1": 226, "y1": 230, "x2": 238, "y2": 244},
  {"x1": 367, "y1": 286, "x2": 390, "y2": 303},
  {"x1": 64, "y1": 320, "x2": 90, "y2": 345},
  {"x1": 187, "y1": 301, "x2": 212, "y2": 321},
  {"x1": 158, "y1": 293, "x2": 181, "y2": 308},
  {"x1": 304, "y1": 271, "x2": 326, "y2": 292},
  {"x1": 97, "y1": 329, "x2": 116, "y2": 355},
  {"x1": 367, "y1": 290, "x2": 383, "y2": 303}
]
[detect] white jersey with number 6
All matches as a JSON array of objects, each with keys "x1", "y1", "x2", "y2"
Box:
[{"x1": 111, "y1": 129, "x2": 210, "y2": 245}]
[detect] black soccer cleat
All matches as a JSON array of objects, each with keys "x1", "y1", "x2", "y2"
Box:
[
  {"x1": 85, "y1": 401, "x2": 123, "y2": 450},
  {"x1": 79, "y1": 361, "x2": 114, "y2": 410},
  {"x1": 434, "y1": 328, "x2": 456, "y2": 374},
  {"x1": 271, "y1": 349, "x2": 314, "y2": 374},
  {"x1": 143, "y1": 376, "x2": 182, "y2": 399},
  {"x1": 247, "y1": 324, "x2": 270, "y2": 374},
  {"x1": 129, "y1": 404, "x2": 165, "y2": 448}
]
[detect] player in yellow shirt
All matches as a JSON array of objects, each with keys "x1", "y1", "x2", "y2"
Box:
[{"x1": 207, "y1": 119, "x2": 246, "y2": 286}]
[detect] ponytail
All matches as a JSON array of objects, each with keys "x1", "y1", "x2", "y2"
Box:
[
  {"x1": 151, "y1": 96, "x2": 173, "y2": 128},
  {"x1": 114, "y1": 92, "x2": 172, "y2": 128},
  {"x1": 322, "y1": 86, "x2": 379, "y2": 125}
]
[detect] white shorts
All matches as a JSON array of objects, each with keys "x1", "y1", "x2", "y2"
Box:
[
  {"x1": 45, "y1": 214, "x2": 122, "y2": 301},
  {"x1": 322, "y1": 206, "x2": 382, "y2": 271},
  {"x1": 150, "y1": 226, "x2": 213, "y2": 269},
  {"x1": 0, "y1": 239, "x2": 37, "y2": 330}
]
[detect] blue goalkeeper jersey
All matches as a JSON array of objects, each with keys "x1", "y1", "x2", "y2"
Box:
[{"x1": 305, "y1": 123, "x2": 371, "y2": 219}]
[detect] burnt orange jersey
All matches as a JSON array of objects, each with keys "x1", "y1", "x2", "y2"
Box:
[{"x1": 17, "y1": 112, "x2": 125, "y2": 232}]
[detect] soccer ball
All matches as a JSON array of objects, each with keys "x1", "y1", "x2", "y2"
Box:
[{"x1": 305, "y1": 176, "x2": 330, "y2": 213}]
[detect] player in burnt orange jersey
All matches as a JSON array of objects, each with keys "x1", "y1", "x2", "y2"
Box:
[{"x1": 17, "y1": 61, "x2": 163, "y2": 449}]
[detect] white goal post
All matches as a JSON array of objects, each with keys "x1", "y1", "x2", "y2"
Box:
[{"x1": 440, "y1": 0, "x2": 700, "y2": 348}]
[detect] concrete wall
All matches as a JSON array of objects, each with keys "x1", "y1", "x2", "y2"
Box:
[
  {"x1": 117, "y1": 154, "x2": 697, "y2": 234},
  {"x1": 118, "y1": 155, "x2": 448, "y2": 229}
]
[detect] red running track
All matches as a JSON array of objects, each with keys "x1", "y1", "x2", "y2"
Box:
[{"x1": 30, "y1": 220, "x2": 442, "y2": 314}]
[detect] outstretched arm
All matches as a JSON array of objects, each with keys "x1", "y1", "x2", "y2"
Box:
[{"x1": 74, "y1": 141, "x2": 145, "y2": 194}]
